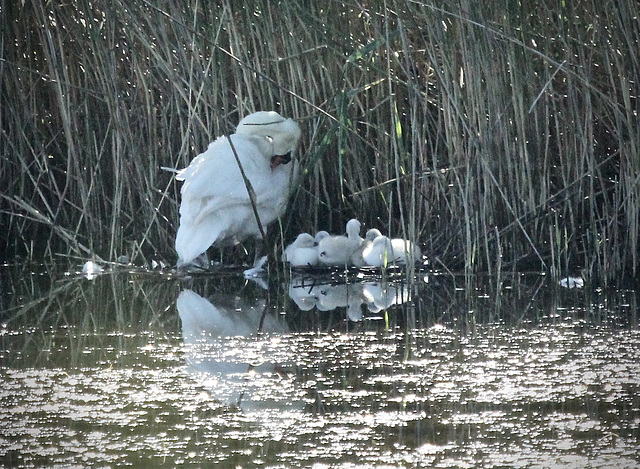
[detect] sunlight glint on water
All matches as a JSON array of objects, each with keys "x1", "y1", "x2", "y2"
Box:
[{"x1": 0, "y1": 269, "x2": 639, "y2": 467}]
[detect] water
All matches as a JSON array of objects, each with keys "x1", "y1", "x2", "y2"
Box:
[{"x1": 1, "y1": 264, "x2": 639, "y2": 468}]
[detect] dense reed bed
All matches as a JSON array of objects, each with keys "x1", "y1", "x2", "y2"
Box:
[{"x1": 1, "y1": 0, "x2": 638, "y2": 282}]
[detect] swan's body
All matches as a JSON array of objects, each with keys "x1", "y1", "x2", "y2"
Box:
[
  {"x1": 174, "y1": 111, "x2": 300, "y2": 268},
  {"x1": 284, "y1": 233, "x2": 319, "y2": 266},
  {"x1": 362, "y1": 235, "x2": 422, "y2": 267},
  {"x1": 317, "y1": 219, "x2": 363, "y2": 266}
]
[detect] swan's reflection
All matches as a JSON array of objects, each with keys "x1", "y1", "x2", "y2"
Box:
[
  {"x1": 177, "y1": 289, "x2": 294, "y2": 410},
  {"x1": 288, "y1": 276, "x2": 411, "y2": 320}
]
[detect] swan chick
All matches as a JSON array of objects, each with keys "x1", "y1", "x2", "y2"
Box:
[
  {"x1": 284, "y1": 233, "x2": 320, "y2": 266},
  {"x1": 317, "y1": 219, "x2": 363, "y2": 266},
  {"x1": 362, "y1": 236, "x2": 422, "y2": 267},
  {"x1": 314, "y1": 230, "x2": 330, "y2": 243},
  {"x1": 351, "y1": 228, "x2": 383, "y2": 267}
]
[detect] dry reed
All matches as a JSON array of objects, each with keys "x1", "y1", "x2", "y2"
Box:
[{"x1": 1, "y1": 0, "x2": 638, "y2": 283}]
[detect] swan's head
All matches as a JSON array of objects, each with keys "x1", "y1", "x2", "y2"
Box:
[
  {"x1": 372, "y1": 236, "x2": 392, "y2": 248},
  {"x1": 236, "y1": 111, "x2": 301, "y2": 168}
]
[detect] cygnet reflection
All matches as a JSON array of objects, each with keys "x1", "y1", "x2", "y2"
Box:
[
  {"x1": 177, "y1": 289, "x2": 292, "y2": 410},
  {"x1": 362, "y1": 281, "x2": 411, "y2": 313},
  {"x1": 288, "y1": 276, "x2": 411, "y2": 321}
]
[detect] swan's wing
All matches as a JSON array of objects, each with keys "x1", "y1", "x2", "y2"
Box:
[
  {"x1": 176, "y1": 199, "x2": 262, "y2": 263},
  {"x1": 178, "y1": 135, "x2": 294, "y2": 224},
  {"x1": 178, "y1": 136, "x2": 258, "y2": 197}
]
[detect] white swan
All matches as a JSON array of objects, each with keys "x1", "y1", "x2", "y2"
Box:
[
  {"x1": 314, "y1": 230, "x2": 330, "y2": 243},
  {"x1": 174, "y1": 111, "x2": 301, "y2": 268},
  {"x1": 284, "y1": 233, "x2": 319, "y2": 266},
  {"x1": 362, "y1": 235, "x2": 422, "y2": 267},
  {"x1": 317, "y1": 219, "x2": 363, "y2": 266},
  {"x1": 350, "y1": 228, "x2": 383, "y2": 267}
]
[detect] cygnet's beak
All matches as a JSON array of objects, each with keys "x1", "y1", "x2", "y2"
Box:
[{"x1": 270, "y1": 151, "x2": 292, "y2": 169}]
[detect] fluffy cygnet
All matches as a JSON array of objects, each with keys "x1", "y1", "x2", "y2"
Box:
[
  {"x1": 350, "y1": 228, "x2": 383, "y2": 267},
  {"x1": 284, "y1": 233, "x2": 319, "y2": 266},
  {"x1": 314, "y1": 230, "x2": 330, "y2": 243},
  {"x1": 317, "y1": 219, "x2": 363, "y2": 266},
  {"x1": 362, "y1": 235, "x2": 422, "y2": 267}
]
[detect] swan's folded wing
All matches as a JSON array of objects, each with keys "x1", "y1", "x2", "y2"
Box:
[
  {"x1": 178, "y1": 136, "x2": 250, "y2": 194},
  {"x1": 179, "y1": 140, "x2": 295, "y2": 226}
]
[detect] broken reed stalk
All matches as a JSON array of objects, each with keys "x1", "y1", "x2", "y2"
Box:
[{"x1": 226, "y1": 135, "x2": 266, "y2": 241}]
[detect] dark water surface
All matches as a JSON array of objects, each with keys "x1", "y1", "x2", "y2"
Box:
[{"x1": 1, "y1": 264, "x2": 639, "y2": 468}]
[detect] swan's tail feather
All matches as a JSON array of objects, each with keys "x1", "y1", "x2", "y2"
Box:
[{"x1": 175, "y1": 220, "x2": 223, "y2": 267}]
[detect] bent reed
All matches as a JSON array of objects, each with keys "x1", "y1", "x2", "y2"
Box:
[{"x1": 1, "y1": 0, "x2": 638, "y2": 283}]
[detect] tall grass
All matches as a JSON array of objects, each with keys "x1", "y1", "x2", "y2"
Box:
[{"x1": 1, "y1": 0, "x2": 638, "y2": 283}]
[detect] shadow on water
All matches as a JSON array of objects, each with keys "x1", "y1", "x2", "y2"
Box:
[{"x1": 1, "y1": 263, "x2": 640, "y2": 467}]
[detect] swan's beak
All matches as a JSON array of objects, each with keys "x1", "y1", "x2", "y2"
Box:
[{"x1": 270, "y1": 152, "x2": 292, "y2": 169}]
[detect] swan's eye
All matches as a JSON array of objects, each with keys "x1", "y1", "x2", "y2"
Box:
[{"x1": 319, "y1": 251, "x2": 326, "y2": 257}]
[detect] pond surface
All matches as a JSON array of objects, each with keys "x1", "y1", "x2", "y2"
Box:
[{"x1": 1, "y1": 264, "x2": 639, "y2": 468}]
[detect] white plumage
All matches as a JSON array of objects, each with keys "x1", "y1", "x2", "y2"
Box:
[
  {"x1": 317, "y1": 219, "x2": 363, "y2": 266},
  {"x1": 350, "y1": 228, "x2": 383, "y2": 267},
  {"x1": 314, "y1": 230, "x2": 330, "y2": 243},
  {"x1": 362, "y1": 235, "x2": 422, "y2": 267},
  {"x1": 174, "y1": 111, "x2": 301, "y2": 268},
  {"x1": 284, "y1": 233, "x2": 319, "y2": 266}
]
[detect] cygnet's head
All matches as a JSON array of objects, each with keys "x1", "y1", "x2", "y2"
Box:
[
  {"x1": 365, "y1": 228, "x2": 383, "y2": 241},
  {"x1": 236, "y1": 111, "x2": 301, "y2": 158},
  {"x1": 314, "y1": 230, "x2": 330, "y2": 244},
  {"x1": 294, "y1": 233, "x2": 316, "y2": 248},
  {"x1": 372, "y1": 236, "x2": 392, "y2": 248},
  {"x1": 345, "y1": 219, "x2": 362, "y2": 238}
]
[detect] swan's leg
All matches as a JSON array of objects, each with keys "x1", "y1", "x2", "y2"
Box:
[
  {"x1": 252, "y1": 238, "x2": 265, "y2": 267},
  {"x1": 193, "y1": 251, "x2": 210, "y2": 269},
  {"x1": 243, "y1": 238, "x2": 268, "y2": 278}
]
